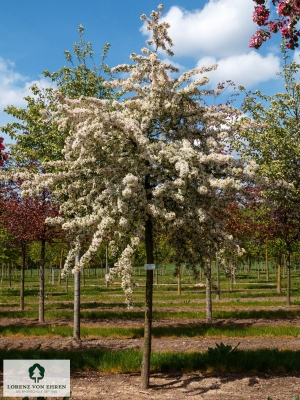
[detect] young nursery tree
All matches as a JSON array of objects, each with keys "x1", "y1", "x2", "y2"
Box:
[
  {"x1": 24, "y1": 5, "x2": 256, "y2": 389},
  {"x1": 1, "y1": 25, "x2": 114, "y2": 167},
  {"x1": 0, "y1": 178, "x2": 60, "y2": 317},
  {"x1": 0, "y1": 25, "x2": 115, "y2": 335},
  {"x1": 238, "y1": 47, "x2": 300, "y2": 306}
]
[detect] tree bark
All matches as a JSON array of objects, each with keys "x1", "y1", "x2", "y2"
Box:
[
  {"x1": 206, "y1": 259, "x2": 212, "y2": 324},
  {"x1": 277, "y1": 250, "x2": 282, "y2": 294},
  {"x1": 39, "y1": 238, "x2": 46, "y2": 323},
  {"x1": 58, "y1": 247, "x2": 64, "y2": 286},
  {"x1": 216, "y1": 259, "x2": 220, "y2": 301},
  {"x1": 286, "y1": 246, "x2": 291, "y2": 307},
  {"x1": 82, "y1": 267, "x2": 85, "y2": 286},
  {"x1": 177, "y1": 265, "x2": 181, "y2": 295},
  {"x1": 105, "y1": 244, "x2": 109, "y2": 288},
  {"x1": 266, "y1": 247, "x2": 269, "y2": 282},
  {"x1": 73, "y1": 251, "x2": 81, "y2": 340},
  {"x1": 20, "y1": 245, "x2": 26, "y2": 311},
  {"x1": 8, "y1": 262, "x2": 11, "y2": 289},
  {"x1": 233, "y1": 264, "x2": 236, "y2": 284},
  {"x1": 140, "y1": 217, "x2": 154, "y2": 390}
]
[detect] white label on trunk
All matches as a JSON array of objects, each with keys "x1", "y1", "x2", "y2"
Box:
[{"x1": 144, "y1": 264, "x2": 156, "y2": 270}]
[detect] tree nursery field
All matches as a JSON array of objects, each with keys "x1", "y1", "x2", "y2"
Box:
[
  {"x1": 1, "y1": 264, "x2": 300, "y2": 400},
  {"x1": 3, "y1": 2, "x2": 300, "y2": 399}
]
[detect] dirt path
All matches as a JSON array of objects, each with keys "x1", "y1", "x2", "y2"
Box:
[
  {"x1": 1, "y1": 316, "x2": 300, "y2": 352},
  {"x1": 1, "y1": 371, "x2": 300, "y2": 399},
  {"x1": 1, "y1": 335, "x2": 300, "y2": 354},
  {"x1": 1, "y1": 316, "x2": 300, "y2": 398}
]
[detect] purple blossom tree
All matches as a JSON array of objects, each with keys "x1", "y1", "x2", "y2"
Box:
[{"x1": 251, "y1": 0, "x2": 300, "y2": 49}]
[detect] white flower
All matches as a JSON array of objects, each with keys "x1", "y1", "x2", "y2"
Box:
[{"x1": 198, "y1": 186, "x2": 208, "y2": 195}]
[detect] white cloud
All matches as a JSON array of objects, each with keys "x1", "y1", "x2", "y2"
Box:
[
  {"x1": 293, "y1": 50, "x2": 300, "y2": 63},
  {"x1": 0, "y1": 57, "x2": 49, "y2": 109},
  {"x1": 196, "y1": 51, "x2": 280, "y2": 88},
  {"x1": 142, "y1": 0, "x2": 256, "y2": 59}
]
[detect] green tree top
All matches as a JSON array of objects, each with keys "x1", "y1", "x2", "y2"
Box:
[
  {"x1": 1, "y1": 25, "x2": 115, "y2": 166},
  {"x1": 237, "y1": 43, "x2": 300, "y2": 207},
  {"x1": 43, "y1": 24, "x2": 114, "y2": 100}
]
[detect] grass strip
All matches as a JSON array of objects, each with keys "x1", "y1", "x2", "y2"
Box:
[
  {"x1": 1, "y1": 324, "x2": 300, "y2": 338},
  {"x1": 0, "y1": 348, "x2": 299, "y2": 374},
  {"x1": 0, "y1": 300, "x2": 291, "y2": 312},
  {"x1": 2, "y1": 308, "x2": 300, "y2": 320}
]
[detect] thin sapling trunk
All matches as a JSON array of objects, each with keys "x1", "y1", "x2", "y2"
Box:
[
  {"x1": 140, "y1": 217, "x2": 154, "y2": 389},
  {"x1": 39, "y1": 238, "x2": 46, "y2": 323}
]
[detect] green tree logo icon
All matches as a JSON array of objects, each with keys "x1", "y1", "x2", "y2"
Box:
[{"x1": 28, "y1": 363, "x2": 45, "y2": 383}]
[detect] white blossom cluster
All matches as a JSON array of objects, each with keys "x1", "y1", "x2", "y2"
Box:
[{"x1": 21, "y1": 5, "x2": 257, "y2": 306}]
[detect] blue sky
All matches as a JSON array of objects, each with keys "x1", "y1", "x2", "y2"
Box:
[{"x1": 0, "y1": 0, "x2": 296, "y2": 144}]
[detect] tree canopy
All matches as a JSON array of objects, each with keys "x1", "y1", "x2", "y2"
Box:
[
  {"x1": 0, "y1": 25, "x2": 115, "y2": 167},
  {"x1": 23, "y1": 5, "x2": 256, "y2": 303}
]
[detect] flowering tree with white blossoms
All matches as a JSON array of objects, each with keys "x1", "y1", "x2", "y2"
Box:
[{"x1": 23, "y1": 5, "x2": 257, "y2": 389}]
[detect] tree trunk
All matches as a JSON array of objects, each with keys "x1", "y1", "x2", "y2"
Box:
[
  {"x1": 82, "y1": 267, "x2": 85, "y2": 286},
  {"x1": 8, "y1": 262, "x2": 11, "y2": 289},
  {"x1": 73, "y1": 251, "x2": 81, "y2": 340},
  {"x1": 229, "y1": 263, "x2": 233, "y2": 292},
  {"x1": 216, "y1": 259, "x2": 220, "y2": 301},
  {"x1": 286, "y1": 246, "x2": 291, "y2": 307},
  {"x1": 51, "y1": 265, "x2": 55, "y2": 285},
  {"x1": 277, "y1": 250, "x2": 282, "y2": 294},
  {"x1": 233, "y1": 265, "x2": 236, "y2": 284},
  {"x1": 20, "y1": 245, "x2": 26, "y2": 311},
  {"x1": 206, "y1": 259, "x2": 212, "y2": 324},
  {"x1": 105, "y1": 244, "x2": 109, "y2": 288},
  {"x1": 177, "y1": 265, "x2": 181, "y2": 295},
  {"x1": 140, "y1": 217, "x2": 154, "y2": 390},
  {"x1": 39, "y1": 239, "x2": 46, "y2": 323},
  {"x1": 265, "y1": 247, "x2": 269, "y2": 282},
  {"x1": 48, "y1": 264, "x2": 51, "y2": 283},
  {"x1": 58, "y1": 247, "x2": 64, "y2": 286}
]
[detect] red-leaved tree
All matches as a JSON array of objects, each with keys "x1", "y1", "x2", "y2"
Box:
[
  {"x1": 0, "y1": 180, "x2": 61, "y2": 319},
  {"x1": 0, "y1": 137, "x2": 8, "y2": 166}
]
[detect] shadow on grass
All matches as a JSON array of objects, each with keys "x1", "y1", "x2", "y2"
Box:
[
  {"x1": 0, "y1": 321, "x2": 299, "y2": 339},
  {"x1": 0, "y1": 348, "x2": 300, "y2": 374},
  {"x1": 2, "y1": 307, "x2": 300, "y2": 323},
  {"x1": 2, "y1": 308, "x2": 300, "y2": 321}
]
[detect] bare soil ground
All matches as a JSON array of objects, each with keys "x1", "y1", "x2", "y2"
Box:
[
  {"x1": 2, "y1": 370, "x2": 300, "y2": 400},
  {"x1": 1, "y1": 315, "x2": 300, "y2": 399}
]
